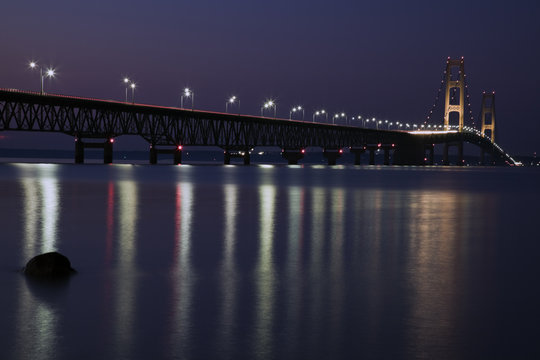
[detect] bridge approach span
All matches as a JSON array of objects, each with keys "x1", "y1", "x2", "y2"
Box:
[{"x1": 0, "y1": 89, "x2": 516, "y2": 165}]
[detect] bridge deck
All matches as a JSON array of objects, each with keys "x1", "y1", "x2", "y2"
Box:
[{"x1": 0, "y1": 89, "x2": 517, "y2": 165}]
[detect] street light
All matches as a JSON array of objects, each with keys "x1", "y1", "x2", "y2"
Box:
[
  {"x1": 353, "y1": 115, "x2": 364, "y2": 127},
  {"x1": 181, "y1": 87, "x2": 194, "y2": 109},
  {"x1": 130, "y1": 83, "x2": 136, "y2": 104},
  {"x1": 261, "y1": 100, "x2": 276, "y2": 118},
  {"x1": 289, "y1": 106, "x2": 304, "y2": 120},
  {"x1": 226, "y1": 95, "x2": 240, "y2": 113},
  {"x1": 29, "y1": 61, "x2": 55, "y2": 95},
  {"x1": 341, "y1": 112, "x2": 347, "y2": 125},
  {"x1": 333, "y1": 112, "x2": 346, "y2": 125},
  {"x1": 123, "y1": 77, "x2": 131, "y2": 102},
  {"x1": 313, "y1": 109, "x2": 328, "y2": 122}
]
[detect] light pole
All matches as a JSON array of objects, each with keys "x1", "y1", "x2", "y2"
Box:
[
  {"x1": 333, "y1": 113, "x2": 346, "y2": 125},
  {"x1": 226, "y1": 95, "x2": 240, "y2": 113},
  {"x1": 123, "y1": 77, "x2": 130, "y2": 102},
  {"x1": 261, "y1": 100, "x2": 276, "y2": 118},
  {"x1": 352, "y1": 115, "x2": 364, "y2": 127},
  {"x1": 29, "y1": 61, "x2": 55, "y2": 95},
  {"x1": 313, "y1": 110, "x2": 327, "y2": 122},
  {"x1": 289, "y1": 106, "x2": 304, "y2": 120},
  {"x1": 130, "y1": 83, "x2": 136, "y2": 104},
  {"x1": 181, "y1": 88, "x2": 194, "y2": 109}
]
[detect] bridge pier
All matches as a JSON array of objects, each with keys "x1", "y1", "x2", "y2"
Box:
[
  {"x1": 149, "y1": 145, "x2": 183, "y2": 164},
  {"x1": 323, "y1": 148, "x2": 343, "y2": 165},
  {"x1": 104, "y1": 140, "x2": 113, "y2": 164},
  {"x1": 281, "y1": 149, "x2": 305, "y2": 165},
  {"x1": 74, "y1": 138, "x2": 114, "y2": 164},
  {"x1": 75, "y1": 138, "x2": 84, "y2": 164},
  {"x1": 425, "y1": 144, "x2": 434, "y2": 165},
  {"x1": 369, "y1": 148, "x2": 376, "y2": 165},
  {"x1": 150, "y1": 147, "x2": 157, "y2": 164},
  {"x1": 174, "y1": 147, "x2": 183, "y2": 165},
  {"x1": 392, "y1": 139, "x2": 425, "y2": 165},
  {"x1": 349, "y1": 147, "x2": 366, "y2": 165},
  {"x1": 383, "y1": 146, "x2": 393, "y2": 165},
  {"x1": 443, "y1": 141, "x2": 464, "y2": 166}
]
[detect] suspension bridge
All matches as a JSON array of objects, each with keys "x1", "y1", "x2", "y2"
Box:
[{"x1": 0, "y1": 58, "x2": 519, "y2": 166}]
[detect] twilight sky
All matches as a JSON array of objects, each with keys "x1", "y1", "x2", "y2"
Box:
[{"x1": 1, "y1": 0, "x2": 539, "y2": 155}]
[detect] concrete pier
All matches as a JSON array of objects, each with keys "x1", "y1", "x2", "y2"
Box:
[
  {"x1": 323, "y1": 149, "x2": 343, "y2": 165},
  {"x1": 349, "y1": 147, "x2": 366, "y2": 165},
  {"x1": 443, "y1": 141, "x2": 464, "y2": 166},
  {"x1": 74, "y1": 138, "x2": 114, "y2": 164},
  {"x1": 281, "y1": 149, "x2": 305, "y2": 165},
  {"x1": 149, "y1": 145, "x2": 183, "y2": 164}
]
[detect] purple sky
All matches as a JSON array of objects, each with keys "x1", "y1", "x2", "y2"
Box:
[{"x1": 1, "y1": 0, "x2": 539, "y2": 155}]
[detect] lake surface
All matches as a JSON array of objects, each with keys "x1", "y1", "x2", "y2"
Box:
[{"x1": 1, "y1": 163, "x2": 539, "y2": 359}]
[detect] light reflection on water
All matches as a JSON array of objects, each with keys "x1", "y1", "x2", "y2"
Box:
[
  {"x1": 283, "y1": 186, "x2": 304, "y2": 357},
  {"x1": 169, "y1": 181, "x2": 195, "y2": 359},
  {"x1": 307, "y1": 187, "x2": 326, "y2": 357},
  {"x1": 253, "y1": 184, "x2": 277, "y2": 359},
  {"x1": 21, "y1": 164, "x2": 60, "y2": 256},
  {"x1": 218, "y1": 183, "x2": 239, "y2": 358},
  {"x1": 111, "y1": 178, "x2": 139, "y2": 359},
  {"x1": 329, "y1": 187, "x2": 346, "y2": 352},
  {"x1": 13, "y1": 165, "x2": 61, "y2": 360},
  {"x1": 2, "y1": 164, "x2": 539, "y2": 359}
]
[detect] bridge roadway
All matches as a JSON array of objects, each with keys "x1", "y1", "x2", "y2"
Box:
[{"x1": 0, "y1": 89, "x2": 517, "y2": 165}]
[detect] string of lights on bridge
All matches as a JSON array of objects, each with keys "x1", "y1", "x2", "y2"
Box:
[{"x1": 26, "y1": 59, "x2": 495, "y2": 137}]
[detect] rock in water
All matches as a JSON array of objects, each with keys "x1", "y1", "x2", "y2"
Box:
[{"x1": 24, "y1": 252, "x2": 76, "y2": 278}]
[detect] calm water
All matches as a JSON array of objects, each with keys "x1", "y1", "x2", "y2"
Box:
[{"x1": 0, "y1": 163, "x2": 539, "y2": 359}]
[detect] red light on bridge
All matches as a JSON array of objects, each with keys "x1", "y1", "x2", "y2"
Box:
[
  {"x1": 339, "y1": 149, "x2": 343, "y2": 154},
  {"x1": 301, "y1": 149, "x2": 305, "y2": 154},
  {"x1": 109, "y1": 138, "x2": 114, "y2": 143},
  {"x1": 177, "y1": 145, "x2": 183, "y2": 150},
  {"x1": 377, "y1": 143, "x2": 382, "y2": 148},
  {"x1": 391, "y1": 143, "x2": 395, "y2": 147}
]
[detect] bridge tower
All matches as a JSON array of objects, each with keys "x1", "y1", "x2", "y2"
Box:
[
  {"x1": 479, "y1": 91, "x2": 496, "y2": 165},
  {"x1": 480, "y1": 92, "x2": 496, "y2": 142},
  {"x1": 443, "y1": 57, "x2": 465, "y2": 131}
]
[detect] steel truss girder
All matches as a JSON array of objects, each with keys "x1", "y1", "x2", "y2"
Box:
[{"x1": 0, "y1": 89, "x2": 512, "y2": 164}]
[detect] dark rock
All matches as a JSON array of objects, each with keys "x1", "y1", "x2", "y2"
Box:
[{"x1": 23, "y1": 252, "x2": 76, "y2": 278}]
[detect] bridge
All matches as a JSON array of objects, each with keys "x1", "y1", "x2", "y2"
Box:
[{"x1": 0, "y1": 58, "x2": 519, "y2": 166}]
